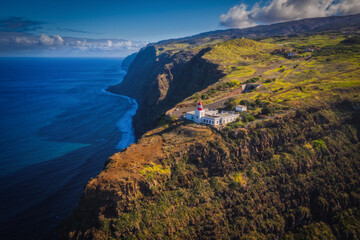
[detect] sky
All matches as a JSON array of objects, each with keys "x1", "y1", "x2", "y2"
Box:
[{"x1": 1, "y1": 0, "x2": 360, "y2": 57}]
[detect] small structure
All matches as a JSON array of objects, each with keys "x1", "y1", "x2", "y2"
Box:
[
  {"x1": 235, "y1": 105, "x2": 247, "y2": 112},
  {"x1": 186, "y1": 101, "x2": 237, "y2": 126},
  {"x1": 288, "y1": 52, "x2": 298, "y2": 57}
]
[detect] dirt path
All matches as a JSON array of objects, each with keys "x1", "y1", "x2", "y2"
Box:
[
  {"x1": 169, "y1": 62, "x2": 288, "y2": 117},
  {"x1": 169, "y1": 60, "x2": 356, "y2": 118}
]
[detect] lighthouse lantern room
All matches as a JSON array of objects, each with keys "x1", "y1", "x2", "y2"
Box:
[{"x1": 194, "y1": 100, "x2": 205, "y2": 123}]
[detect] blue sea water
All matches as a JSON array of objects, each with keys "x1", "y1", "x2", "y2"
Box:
[{"x1": 0, "y1": 58, "x2": 137, "y2": 239}]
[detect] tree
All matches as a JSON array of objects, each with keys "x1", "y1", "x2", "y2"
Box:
[
  {"x1": 261, "y1": 106, "x2": 273, "y2": 115},
  {"x1": 225, "y1": 98, "x2": 236, "y2": 110},
  {"x1": 240, "y1": 100, "x2": 251, "y2": 106}
]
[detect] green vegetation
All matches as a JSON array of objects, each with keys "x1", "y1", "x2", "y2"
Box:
[
  {"x1": 245, "y1": 77, "x2": 260, "y2": 83},
  {"x1": 158, "y1": 114, "x2": 177, "y2": 127},
  {"x1": 139, "y1": 163, "x2": 171, "y2": 182},
  {"x1": 224, "y1": 97, "x2": 236, "y2": 110},
  {"x1": 312, "y1": 139, "x2": 326, "y2": 151},
  {"x1": 341, "y1": 36, "x2": 360, "y2": 44},
  {"x1": 231, "y1": 172, "x2": 247, "y2": 186},
  {"x1": 201, "y1": 80, "x2": 240, "y2": 100},
  {"x1": 244, "y1": 115, "x2": 255, "y2": 122},
  {"x1": 63, "y1": 31, "x2": 360, "y2": 240},
  {"x1": 264, "y1": 78, "x2": 276, "y2": 83},
  {"x1": 223, "y1": 120, "x2": 244, "y2": 131},
  {"x1": 98, "y1": 105, "x2": 360, "y2": 240}
]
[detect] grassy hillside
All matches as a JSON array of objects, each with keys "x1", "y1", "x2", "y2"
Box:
[
  {"x1": 176, "y1": 33, "x2": 360, "y2": 111},
  {"x1": 61, "y1": 32, "x2": 360, "y2": 239},
  {"x1": 61, "y1": 103, "x2": 360, "y2": 240}
]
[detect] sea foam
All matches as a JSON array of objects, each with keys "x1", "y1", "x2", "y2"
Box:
[{"x1": 102, "y1": 89, "x2": 138, "y2": 149}]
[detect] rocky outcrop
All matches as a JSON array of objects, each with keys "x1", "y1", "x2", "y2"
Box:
[
  {"x1": 121, "y1": 52, "x2": 138, "y2": 70},
  {"x1": 107, "y1": 46, "x2": 224, "y2": 138},
  {"x1": 60, "y1": 105, "x2": 360, "y2": 239}
]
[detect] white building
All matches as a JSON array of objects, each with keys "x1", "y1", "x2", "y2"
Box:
[
  {"x1": 186, "y1": 101, "x2": 237, "y2": 126},
  {"x1": 235, "y1": 105, "x2": 247, "y2": 112}
]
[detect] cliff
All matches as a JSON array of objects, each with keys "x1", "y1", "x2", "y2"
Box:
[
  {"x1": 61, "y1": 17, "x2": 360, "y2": 239},
  {"x1": 121, "y1": 52, "x2": 138, "y2": 70},
  {"x1": 60, "y1": 103, "x2": 360, "y2": 239},
  {"x1": 108, "y1": 46, "x2": 224, "y2": 138},
  {"x1": 108, "y1": 14, "x2": 360, "y2": 138}
]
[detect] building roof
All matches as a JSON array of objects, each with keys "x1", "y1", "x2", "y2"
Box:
[
  {"x1": 218, "y1": 113, "x2": 236, "y2": 118},
  {"x1": 204, "y1": 115, "x2": 221, "y2": 119},
  {"x1": 204, "y1": 113, "x2": 236, "y2": 119},
  {"x1": 236, "y1": 105, "x2": 247, "y2": 108}
]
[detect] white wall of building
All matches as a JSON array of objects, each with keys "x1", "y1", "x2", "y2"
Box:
[
  {"x1": 236, "y1": 105, "x2": 247, "y2": 112},
  {"x1": 186, "y1": 108, "x2": 237, "y2": 126}
]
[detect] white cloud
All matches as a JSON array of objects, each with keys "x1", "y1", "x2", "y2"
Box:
[
  {"x1": 220, "y1": 0, "x2": 360, "y2": 28},
  {"x1": 0, "y1": 32, "x2": 148, "y2": 56},
  {"x1": 14, "y1": 36, "x2": 37, "y2": 45},
  {"x1": 53, "y1": 35, "x2": 64, "y2": 45},
  {"x1": 39, "y1": 33, "x2": 54, "y2": 45}
]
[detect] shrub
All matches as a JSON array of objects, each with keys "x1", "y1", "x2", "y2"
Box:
[
  {"x1": 225, "y1": 98, "x2": 237, "y2": 110},
  {"x1": 240, "y1": 100, "x2": 251, "y2": 106},
  {"x1": 255, "y1": 98, "x2": 261, "y2": 105},
  {"x1": 312, "y1": 139, "x2": 326, "y2": 151},
  {"x1": 227, "y1": 121, "x2": 244, "y2": 129},
  {"x1": 139, "y1": 163, "x2": 171, "y2": 181},
  {"x1": 341, "y1": 36, "x2": 360, "y2": 44},
  {"x1": 261, "y1": 106, "x2": 273, "y2": 115},
  {"x1": 245, "y1": 77, "x2": 260, "y2": 83},
  {"x1": 244, "y1": 115, "x2": 255, "y2": 122},
  {"x1": 231, "y1": 172, "x2": 247, "y2": 185}
]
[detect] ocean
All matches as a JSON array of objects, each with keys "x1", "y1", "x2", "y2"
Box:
[{"x1": 0, "y1": 58, "x2": 137, "y2": 239}]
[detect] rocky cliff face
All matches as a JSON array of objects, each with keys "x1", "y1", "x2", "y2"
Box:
[
  {"x1": 61, "y1": 17, "x2": 360, "y2": 239},
  {"x1": 108, "y1": 13, "x2": 360, "y2": 139},
  {"x1": 121, "y1": 52, "x2": 138, "y2": 70},
  {"x1": 107, "y1": 46, "x2": 224, "y2": 138},
  {"x1": 60, "y1": 103, "x2": 360, "y2": 239}
]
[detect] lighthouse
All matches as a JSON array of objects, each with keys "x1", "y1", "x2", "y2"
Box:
[{"x1": 194, "y1": 100, "x2": 205, "y2": 123}]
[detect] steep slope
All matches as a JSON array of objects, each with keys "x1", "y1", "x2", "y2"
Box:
[
  {"x1": 60, "y1": 102, "x2": 360, "y2": 239},
  {"x1": 61, "y1": 21, "x2": 360, "y2": 240},
  {"x1": 121, "y1": 52, "x2": 138, "y2": 70},
  {"x1": 108, "y1": 14, "x2": 360, "y2": 138},
  {"x1": 107, "y1": 46, "x2": 225, "y2": 137}
]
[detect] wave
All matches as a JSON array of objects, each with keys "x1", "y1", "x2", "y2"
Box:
[{"x1": 101, "y1": 88, "x2": 138, "y2": 150}]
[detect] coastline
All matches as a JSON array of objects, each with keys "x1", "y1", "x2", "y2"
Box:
[
  {"x1": 0, "y1": 58, "x2": 140, "y2": 240},
  {"x1": 101, "y1": 88, "x2": 138, "y2": 149}
]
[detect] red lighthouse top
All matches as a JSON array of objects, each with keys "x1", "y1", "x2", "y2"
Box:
[{"x1": 197, "y1": 100, "x2": 203, "y2": 110}]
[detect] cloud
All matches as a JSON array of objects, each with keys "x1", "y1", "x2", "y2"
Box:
[
  {"x1": 220, "y1": 0, "x2": 360, "y2": 28},
  {"x1": 0, "y1": 32, "x2": 148, "y2": 57},
  {"x1": 0, "y1": 17, "x2": 45, "y2": 32},
  {"x1": 53, "y1": 34, "x2": 64, "y2": 44},
  {"x1": 56, "y1": 27, "x2": 101, "y2": 35},
  {"x1": 39, "y1": 33, "x2": 54, "y2": 45}
]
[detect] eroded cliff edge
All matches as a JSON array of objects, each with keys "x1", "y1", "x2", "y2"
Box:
[
  {"x1": 107, "y1": 45, "x2": 224, "y2": 138},
  {"x1": 61, "y1": 19, "x2": 360, "y2": 239},
  {"x1": 60, "y1": 103, "x2": 360, "y2": 239}
]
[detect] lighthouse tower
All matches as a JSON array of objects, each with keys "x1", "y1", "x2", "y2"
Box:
[{"x1": 194, "y1": 100, "x2": 205, "y2": 123}]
